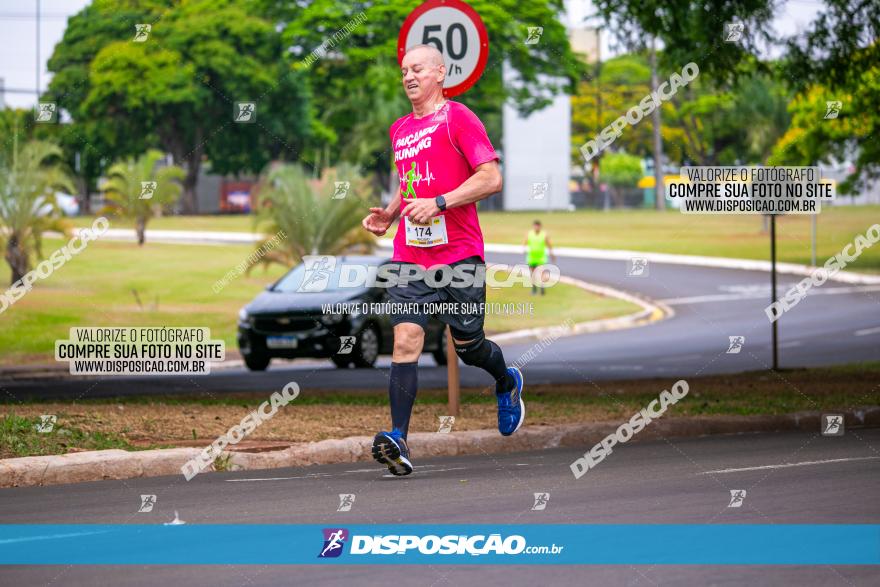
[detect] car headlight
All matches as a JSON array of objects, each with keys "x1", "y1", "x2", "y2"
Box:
[
  {"x1": 238, "y1": 307, "x2": 249, "y2": 322},
  {"x1": 321, "y1": 312, "x2": 345, "y2": 325}
]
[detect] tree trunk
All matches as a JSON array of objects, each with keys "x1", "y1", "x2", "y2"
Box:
[
  {"x1": 5, "y1": 231, "x2": 29, "y2": 286},
  {"x1": 165, "y1": 126, "x2": 202, "y2": 214},
  {"x1": 136, "y1": 217, "x2": 146, "y2": 246},
  {"x1": 181, "y1": 156, "x2": 201, "y2": 214}
]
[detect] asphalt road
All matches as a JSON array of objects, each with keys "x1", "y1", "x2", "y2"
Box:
[
  {"x1": 1, "y1": 429, "x2": 878, "y2": 585},
  {"x1": 3, "y1": 252, "x2": 879, "y2": 400}
]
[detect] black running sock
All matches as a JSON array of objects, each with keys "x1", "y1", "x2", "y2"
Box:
[
  {"x1": 484, "y1": 340, "x2": 514, "y2": 395},
  {"x1": 388, "y1": 361, "x2": 418, "y2": 438}
]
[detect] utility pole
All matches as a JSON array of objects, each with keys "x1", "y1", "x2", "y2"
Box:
[
  {"x1": 596, "y1": 28, "x2": 606, "y2": 211},
  {"x1": 811, "y1": 214, "x2": 817, "y2": 266},
  {"x1": 649, "y1": 36, "x2": 666, "y2": 210},
  {"x1": 36, "y1": 0, "x2": 41, "y2": 98}
]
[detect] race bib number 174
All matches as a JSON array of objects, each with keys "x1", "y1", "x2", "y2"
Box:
[{"x1": 404, "y1": 215, "x2": 448, "y2": 247}]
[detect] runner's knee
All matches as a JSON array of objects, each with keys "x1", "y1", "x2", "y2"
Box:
[
  {"x1": 453, "y1": 330, "x2": 489, "y2": 365},
  {"x1": 393, "y1": 323, "x2": 424, "y2": 356}
]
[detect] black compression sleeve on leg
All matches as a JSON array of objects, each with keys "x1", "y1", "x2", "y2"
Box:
[
  {"x1": 454, "y1": 337, "x2": 514, "y2": 394},
  {"x1": 388, "y1": 361, "x2": 418, "y2": 438}
]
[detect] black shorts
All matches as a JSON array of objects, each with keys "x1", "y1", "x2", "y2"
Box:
[{"x1": 386, "y1": 255, "x2": 486, "y2": 339}]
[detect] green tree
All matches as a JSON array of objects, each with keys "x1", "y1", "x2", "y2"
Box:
[
  {"x1": 100, "y1": 150, "x2": 185, "y2": 245},
  {"x1": 0, "y1": 132, "x2": 75, "y2": 285},
  {"x1": 590, "y1": 0, "x2": 776, "y2": 82},
  {"x1": 273, "y1": 0, "x2": 588, "y2": 189},
  {"x1": 46, "y1": 0, "x2": 312, "y2": 213},
  {"x1": 599, "y1": 152, "x2": 642, "y2": 205},
  {"x1": 572, "y1": 53, "x2": 791, "y2": 167},
  {"x1": 572, "y1": 54, "x2": 652, "y2": 165},
  {"x1": 253, "y1": 162, "x2": 375, "y2": 267},
  {"x1": 780, "y1": 1, "x2": 879, "y2": 189}
]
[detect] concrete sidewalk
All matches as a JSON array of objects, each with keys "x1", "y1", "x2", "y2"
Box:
[{"x1": 2, "y1": 407, "x2": 877, "y2": 488}]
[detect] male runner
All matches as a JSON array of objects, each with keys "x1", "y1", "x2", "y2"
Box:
[
  {"x1": 361, "y1": 45, "x2": 524, "y2": 476},
  {"x1": 524, "y1": 220, "x2": 555, "y2": 295}
]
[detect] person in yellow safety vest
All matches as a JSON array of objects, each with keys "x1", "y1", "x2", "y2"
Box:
[{"x1": 524, "y1": 220, "x2": 555, "y2": 295}]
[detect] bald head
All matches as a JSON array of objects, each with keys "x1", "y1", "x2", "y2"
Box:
[
  {"x1": 401, "y1": 44, "x2": 446, "y2": 109},
  {"x1": 404, "y1": 44, "x2": 445, "y2": 68}
]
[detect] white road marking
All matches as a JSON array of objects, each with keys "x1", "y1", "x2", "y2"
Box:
[
  {"x1": 345, "y1": 464, "x2": 458, "y2": 473},
  {"x1": 700, "y1": 456, "x2": 880, "y2": 475},
  {"x1": 660, "y1": 284, "x2": 880, "y2": 306},
  {"x1": 657, "y1": 354, "x2": 703, "y2": 363},
  {"x1": 226, "y1": 474, "x2": 335, "y2": 482},
  {"x1": 381, "y1": 467, "x2": 467, "y2": 478},
  {"x1": 228, "y1": 466, "x2": 468, "y2": 482},
  {"x1": 855, "y1": 326, "x2": 880, "y2": 336},
  {"x1": 0, "y1": 530, "x2": 111, "y2": 545}
]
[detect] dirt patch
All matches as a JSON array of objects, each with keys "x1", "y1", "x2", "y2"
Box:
[
  {"x1": 3, "y1": 365, "x2": 878, "y2": 458},
  {"x1": 3, "y1": 401, "x2": 623, "y2": 450}
]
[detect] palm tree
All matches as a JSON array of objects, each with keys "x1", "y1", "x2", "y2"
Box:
[
  {"x1": 0, "y1": 129, "x2": 75, "y2": 286},
  {"x1": 100, "y1": 150, "x2": 184, "y2": 245},
  {"x1": 251, "y1": 162, "x2": 375, "y2": 270}
]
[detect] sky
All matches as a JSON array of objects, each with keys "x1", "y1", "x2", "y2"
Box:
[{"x1": 0, "y1": 0, "x2": 825, "y2": 109}]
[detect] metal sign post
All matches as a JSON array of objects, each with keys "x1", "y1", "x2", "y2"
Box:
[
  {"x1": 446, "y1": 326, "x2": 459, "y2": 416},
  {"x1": 770, "y1": 214, "x2": 779, "y2": 371}
]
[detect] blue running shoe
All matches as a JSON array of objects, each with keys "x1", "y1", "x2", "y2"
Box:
[
  {"x1": 497, "y1": 366, "x2": 525, "y2": 436},
  {"x1": 372, "y1": 429, "x2": 413, "y2": 476}
]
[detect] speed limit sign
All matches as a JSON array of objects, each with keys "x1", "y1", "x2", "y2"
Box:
[{"x1": 398, "y1": 0, "x2": 489, "y2": 98}]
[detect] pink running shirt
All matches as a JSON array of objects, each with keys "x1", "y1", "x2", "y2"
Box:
[{"x1": 389, "y1": 100, "x2": 499, "y2": 267}]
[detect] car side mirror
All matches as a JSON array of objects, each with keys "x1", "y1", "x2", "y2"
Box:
[{"x1": 265, "y1": 284, "x2": 274, "y2": 291}]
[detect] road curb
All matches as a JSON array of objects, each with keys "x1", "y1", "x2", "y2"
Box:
[
  {"x1": 2, "y1": 407, "x2": 877, "y2": 488},
  {"x1": 376, "y1": 239, "x2": 880, "y2": 284},
  {"x1": 489, "y1": 266, "x2": 672, "y2": 345}
]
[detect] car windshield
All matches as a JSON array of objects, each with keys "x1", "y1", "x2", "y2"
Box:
[{"x1": 272, "y1": 259, "x2": 381, "y2": 293}]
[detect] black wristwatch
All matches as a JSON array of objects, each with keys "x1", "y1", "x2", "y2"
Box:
[{"x1": 435, "y1": 195, "x2": 447, "y2": 211}]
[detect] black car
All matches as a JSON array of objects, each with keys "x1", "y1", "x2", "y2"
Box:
[{"x1": 237, "y1": 255, "x2": 448, "y2": 370}]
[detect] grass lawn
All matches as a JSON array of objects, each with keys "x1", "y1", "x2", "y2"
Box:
[
  {"x1": 70, "y1": 205, "x2": 880, "y2": 272},
  {"x1": 0, "y1": 239, "x2": 637, "y2": 365},
  {"x1": 69, "y1": 214, "x2": 264, "y2": 233},
  {"x1": 3, "y1": 362, "x2": 877, "y2": 459}
]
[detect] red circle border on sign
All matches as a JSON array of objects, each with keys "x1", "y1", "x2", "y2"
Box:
[{"x1": 397, "y1": 0, "x2": 489, "y2": 98}]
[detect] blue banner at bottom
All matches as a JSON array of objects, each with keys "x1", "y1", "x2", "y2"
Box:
[{"x1": 0, "y1": 525, "x2": 877, "y2": 565}]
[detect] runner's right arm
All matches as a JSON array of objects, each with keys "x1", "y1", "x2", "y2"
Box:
[{"x1": 362, "y1": 189, "x2": 402, "y2": 236}]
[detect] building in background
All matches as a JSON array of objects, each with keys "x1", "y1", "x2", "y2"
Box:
[{"x1": 500, "y1": 26, "x2": 599, "y2": 211}]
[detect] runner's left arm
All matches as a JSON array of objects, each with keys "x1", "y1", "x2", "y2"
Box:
[
  {"x1": 400, "y1": 160, "x2": 501, "y2": 222},
  {"x1": 440, "y1": 160, "x2": 502, "y2": 209}
]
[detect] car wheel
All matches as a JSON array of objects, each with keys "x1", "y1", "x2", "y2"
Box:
[
  {"x1": 352, "y1": 323, "x2": 381, "y2": 368},
  {"x1": 432, "y1": 327, "x2": 448, "y2": 366},
  {"x1": 331, "y1": 355, "x2": 351, "y2": 368},
  {"x1": 243, "y1": 351, "x2": 270, "y2": 371}
]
